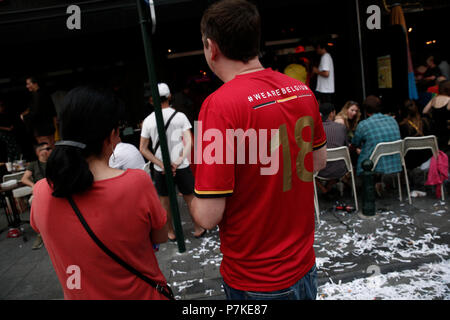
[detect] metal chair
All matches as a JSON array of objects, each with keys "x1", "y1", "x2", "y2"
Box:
[
  {"x1": 403, "y1": 135, "x2": 444, "y2": 200},
  {"x1": 369, "y1": 140, "x2": 411, "y2": 204},
  {"x1": 313, "y1": 146, "x2": 359, "y2": 223}
]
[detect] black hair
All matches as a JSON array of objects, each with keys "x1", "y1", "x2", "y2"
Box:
[
  {"x1": 160, "y1": 96, "x2": 169, "y2": 104},
  {"x1": 363, "y1": 95, "x2": 382, "y2": 115},
  {"x1": 26, "y1": 75, "x2": 39, "y2": 84},
  {"x1": 34, "y1": 142, "x2": 49, "y2": 151},
  {"x1": 46, "y1": 86, "x2": 124, "y2": 197},
  {"x1": 439, "y1": 80, "x2": 450, "y2": 96},
  {"x1": 314, "y1": 40, "x2": 329, "y2": 51},
  {"x1": 201, "y1": 0, "x2": 261, "y2": 63}
]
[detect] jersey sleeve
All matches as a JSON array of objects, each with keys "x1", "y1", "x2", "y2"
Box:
[
  {"x1": 312, "y1": 99, "x2": 327, "y2": 150},
  {"x1": 194, "y1": 98, "x2": 235, "y2": 198}
]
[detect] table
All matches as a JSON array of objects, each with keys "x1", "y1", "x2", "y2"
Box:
[{"x1": 0, "y1": 181, "x2": 29, "y2": 237}]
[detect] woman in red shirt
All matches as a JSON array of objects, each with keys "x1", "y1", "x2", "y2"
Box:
[{"x1": 30, "y1": 86, "x2": 170, "y2": 300}]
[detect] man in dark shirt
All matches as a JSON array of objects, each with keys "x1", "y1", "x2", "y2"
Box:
[
  {"x1": 21, "y1": 142, "x2": 52, "y2": 250},
  {"x1": 316, "y1": 103, "x2": 348, "y2": 194},
  {"x1": 21, "y1": 76, "x2": 57, "y2": 147},
  {"x1": 0, "y1": 100, "x2": 21, "y2": 161}
]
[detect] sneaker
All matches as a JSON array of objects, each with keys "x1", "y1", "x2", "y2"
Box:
[
  {"x1": 7, "y1": 228, "x2": 20, "y2": 238},
  {"x1": 32, "y1": 234, "x2": 44, "y2": 250}
]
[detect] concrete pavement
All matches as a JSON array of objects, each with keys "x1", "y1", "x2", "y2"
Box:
[{"x1": 0, "y1": 185, "x2": 448, "y2": 300}]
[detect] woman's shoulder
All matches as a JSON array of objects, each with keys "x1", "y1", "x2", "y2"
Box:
[
  {"x1": 120, "y1": 169, "x2": 153, "y2": 186},
  {"x1": 334, "y1": 117, "x2": 345, "y2": 125},
  {"x1": 32, "y1": 178, "x2": 53, "y2": 201},
  {"x1": 432, "y1": 96, "x2": 450, "y2": 108},
  {"x1": 34, "y1": 177, "x2": 50, "y2": 189}
]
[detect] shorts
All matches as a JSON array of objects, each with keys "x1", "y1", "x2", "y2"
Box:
[
  {"x1": 153, "y1": 166, "x2": 194, "y2": 197},
  {"x1": 315, "y1": 92, "x2": 334, "y2": 104}
]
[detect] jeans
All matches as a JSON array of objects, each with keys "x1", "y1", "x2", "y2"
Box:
[{"x1": 223, "y1": 264, "x2": 317, "y2": 300}]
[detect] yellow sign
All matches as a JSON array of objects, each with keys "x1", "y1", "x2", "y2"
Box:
[{"x1": 377, "y1": 55, "x2": 393, "y2": 89}]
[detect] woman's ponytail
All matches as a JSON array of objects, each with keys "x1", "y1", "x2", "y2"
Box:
[
  {"x1": 45, "y1": 86, "x2": 123, "y2": 197},
  {"x1": 46, "y1": 145, "x2": 93, "y2": 197}
]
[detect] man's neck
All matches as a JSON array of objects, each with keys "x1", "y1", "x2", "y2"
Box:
[{"x1": 215, "y1": 56, "x2": 264, "y2": 83}]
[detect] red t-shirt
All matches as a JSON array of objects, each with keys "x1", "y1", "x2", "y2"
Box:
[
  {"x1": 31, "y1": 169, "x2": 168, "y2": 300},
  {"x1": 194, "y1": 68, "x2": 326, "y2": 292}
]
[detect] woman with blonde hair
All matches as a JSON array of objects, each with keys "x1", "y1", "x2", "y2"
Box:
[{"x1": 335, "y1": 101, "x2": 361, "y2": 139}]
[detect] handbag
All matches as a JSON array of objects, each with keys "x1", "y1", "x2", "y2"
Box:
[
  {"x1": 67, "y1": 196, "x2": 175, "y2": 300},
  {"x1": 149, "y1": 110, "x2": 178, "y2": 178}
]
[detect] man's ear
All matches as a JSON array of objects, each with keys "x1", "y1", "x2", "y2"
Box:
[
  {"x1": 207, "y1": 38, "x2": 219, "y2": 61},
  {"x1": 107, "y1": 128, "x2": 120, "y2": 147}
]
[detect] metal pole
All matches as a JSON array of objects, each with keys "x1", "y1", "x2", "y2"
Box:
[
  {"x1": 136, "y1": 0, "x2": 185, "y2": 253},
  {"x1": 355, "y1": 0, "x2": 367, "y2": 100}
]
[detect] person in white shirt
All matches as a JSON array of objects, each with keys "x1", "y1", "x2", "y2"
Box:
[
  {"x1": 139, "y1": 83, "x2": 206, "y2": 240},
  {"x1": 312, "y1": 41, "x2": 335, "y2": 104},
  {"x1": 109, "y1": 142, "x2": 146, "y2": 170}
]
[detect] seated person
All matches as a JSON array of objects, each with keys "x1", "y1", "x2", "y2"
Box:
[
  {"x1": 352, "y1": 96, "x2": 402, "y2": 177},
  {"x1": 109, "y1": 142, "x2": 146, "y2": 170},
  {"x1": 335, "y1": 100, "x2": 361, "y2": 140},
  {"x1": 21, "y1": 142, "x2": 52, "y2": 250},
  {"x1": 398, "y1": 99, "x2": 432, "y2": 170},
  {"x1": 316, "y1": 103, "x2": 348, "y2": 195}
]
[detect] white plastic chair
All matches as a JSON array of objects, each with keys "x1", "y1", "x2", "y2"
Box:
[
  {"x1": 369, "y1": 140, "x2": 411, "y2": 204},
  {"x1": 313, "y1": 146, "x2": 359, "y2": 223},
  {"x1": 403, "y1": 135, "x2": 444, "y2": 200},
  {"x1": 2, "y1": 171, "x2": 32, "y2": 211},
  {"x1": 2, "y1": 172, "x2": 24, "y2": 183}
]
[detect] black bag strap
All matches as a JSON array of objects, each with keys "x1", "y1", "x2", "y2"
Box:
[
  {"x1": 67, "y1": 196, "x2": 175, "y2": 300},
  {"x1": 153, "y1": 110, "x2": 178, "y2": 153}
]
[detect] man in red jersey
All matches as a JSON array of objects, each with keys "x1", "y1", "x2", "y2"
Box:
[{"x1": 192, "y1": 0, "x2": 327, "y2": 300}]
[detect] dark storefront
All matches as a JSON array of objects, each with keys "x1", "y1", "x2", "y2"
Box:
[{"x1": 0, "y1": 0, "x2": 449, "y2": 160}]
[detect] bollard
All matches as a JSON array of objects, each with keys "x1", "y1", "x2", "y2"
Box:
[{"x1": 361, "y1": 159, "x2": 376, "y2": 216}]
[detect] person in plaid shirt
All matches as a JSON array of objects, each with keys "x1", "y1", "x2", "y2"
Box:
[{"x1": 352, "y1": 96, "x2": 402, "y2": 176}]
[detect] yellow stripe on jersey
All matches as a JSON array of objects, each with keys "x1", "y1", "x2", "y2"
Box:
[
  {"x1": 276, "y1": 96, "x2": 298, "y2": 103},
  {"x1": 194, "y1": 189, "x2": 234, "y2": 195},
  {"x1": 313, "y1": 139, "x2": 327, "y2": 150}
]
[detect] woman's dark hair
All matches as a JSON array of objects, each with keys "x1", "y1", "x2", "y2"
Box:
[
  {"x1": 201, "y1": 0, "x2": 261, "y2": 63},
  {"x1": 26, "y1": 75, "x2": 39, "y2": 84},
  {"x1": 46, "y1": 86, "x2": 124, "y2": 197},
  {"x1": 363, "y1": 95, "x2": 382, "y2": 115},
  {"x1": 400, "y1": 99, "x2": 423, "y2": 136},
  {"x1": 438, "y1": 80, "x2": 450, "y2": 96}
]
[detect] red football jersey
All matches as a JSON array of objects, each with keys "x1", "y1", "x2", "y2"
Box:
[{"x1": 194, "y1": 68, "x2": 326, "y2": 291}]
